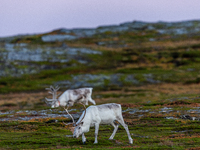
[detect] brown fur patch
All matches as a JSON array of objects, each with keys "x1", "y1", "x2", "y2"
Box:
[{"x1": 73, "y1": 89, "x2": 82, "y2": 95}]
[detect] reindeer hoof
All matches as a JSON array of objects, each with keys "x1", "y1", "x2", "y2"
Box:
[
  {"x1": 129, "y1": 139, "x2": 133, "y2": 144},
  {"x1": 83, "y1": 142, "x2": 86, "y2": 144},
  {"x1": 108, "y1": 138, "x2": 114, "y2": 140}
]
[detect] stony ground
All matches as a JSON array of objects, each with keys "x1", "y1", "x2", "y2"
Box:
[
  {"x1": 1, "y1": 20, "x2": 200, "y2": 149},
  {"x1": 0, "y1": 83, "x2": 199, "y2": 149}
]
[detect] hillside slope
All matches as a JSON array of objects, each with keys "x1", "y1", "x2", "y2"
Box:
[
  {"x1": 0, "y1": 20, "x2": 200, "y2": 149},
  {"x1": 1, "y1": 20, "x2": 200, "y2": 93}
]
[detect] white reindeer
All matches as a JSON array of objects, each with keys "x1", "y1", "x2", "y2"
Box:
[
  {"x1": 45, "y1": 86, "x2": 96, "y2": 124},
  {"x1": 73, "y1": 103, "x2": 133, "y2": 144}
]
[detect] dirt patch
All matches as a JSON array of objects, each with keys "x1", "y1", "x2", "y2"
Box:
[
  {"x1": 0, "y1": 92, "x2": 48, "y2": 110},
  {"x1": 167, "y1": 100, "x2": 191, "y2": 105},
  {"x1": 120, "y1": 103, "x2": 139, "y2": 108},
  {"x1": 0, "y1": 92, "x2": 47, "y2": 104},
  {"x1": 0, "y1": 83, "x2": 200, "y2": 110},
  {"x1": 187, "y1": 147, "x2": 200, "y2": 150},
  {"x1": 136, "y1": 83, "x2": 200, "y2": 96},
  {"x1": 164, "y1": 100, "x2": 199, "y2": 107}
]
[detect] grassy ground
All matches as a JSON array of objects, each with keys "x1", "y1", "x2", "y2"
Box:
[
  {"x1": 0, "y1": 84, "x2": 199, "y2": 149},
  {"x1": 1, "y1": 23, "x2": 200, "y2": 149},
  {"x1": 0, "y1": 103, "x2": 199, "y2": 150}
]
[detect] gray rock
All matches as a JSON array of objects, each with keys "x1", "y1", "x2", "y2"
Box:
[
  {"x1": 125, "y1": 74, "x2": 139, "y2": 84},
  {"x1": 143, "y1": 74, "x2": 160, "y2": 84},
  {"x1": 0, "y1": 43, "x2": 102, "y2": 77},
  {"x1": 42, "y1": 34, "x2": 78, "y2": 42}
]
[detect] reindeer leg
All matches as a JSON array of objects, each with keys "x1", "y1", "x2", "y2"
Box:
[
  {"x1": 85, "y1": 101, "x2": 88, "y2": 105},
  {"x1": 82, "y1": 133, "x2": 86, "y2": 144},
  {"x1": 94, "y1": 123, "x2": 99, "y2": 144},
  {"x1": 117, "y1": 117, "x2": 133, "y2": 144},
  {"x1": 109, "y1": 122, "x2": 119, "y2": 140},
  {"x1": 88, "y1": 98, "x2": 96, "y2": 105}
]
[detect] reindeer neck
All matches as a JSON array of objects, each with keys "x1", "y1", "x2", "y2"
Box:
[{"x1": 58, "y1": 100, "x2": 60, "y2": 107}]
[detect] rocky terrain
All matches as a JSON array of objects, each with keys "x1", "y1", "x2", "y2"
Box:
[
  {"x1": 0, "y1": 20, "x2": 200, "y2": 149},
  {"x1": 1, "y1": 20, "x2": 200, "y2": 88},
  {"x1": 1, "y1": 20, "x2": 200, "y2": 75}
]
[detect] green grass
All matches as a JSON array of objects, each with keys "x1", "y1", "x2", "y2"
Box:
[
  {"x1": 1, "y1": 39, "x2": 200, "y2": 94},
  {"x1": 1, "y1": 20, "x2": 200, "y2": 149},
  {"x1": 1, "y1": 62, "x2": 200, "y2": 94},
  {"x1": 0, "y1": 109, "x2": 199, "y2": 149}
]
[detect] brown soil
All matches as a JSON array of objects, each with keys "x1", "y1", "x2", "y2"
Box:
[{"x1": 0, "y1": 83, "x2": 199, "y2": 110}]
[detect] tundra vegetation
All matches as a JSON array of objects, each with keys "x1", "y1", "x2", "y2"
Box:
[{"x1": 0, "y1": 20, "x2": 200, "y2": 149}]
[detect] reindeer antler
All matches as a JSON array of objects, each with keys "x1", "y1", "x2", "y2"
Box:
[
  {"x1": 62, "y1": 102, "x2": 87, "y2": 127},
  {"x1": 76, "y1": 102, "x2": 87, "y2": 126},
  {"x1": 45, "y1": 85, "x2": 61, "y2": 103},
  {"x1": 63, "y1": 106, "x2": 76, "y2": 126}
]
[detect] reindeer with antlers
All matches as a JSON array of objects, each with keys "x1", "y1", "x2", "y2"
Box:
[
  {"x1": 45, "y1": 86, "x2": 96, "y2": 125},
  {"x1": 73, "y1": 103, "x2": 133, "y2": 144},
  {"x1": 45, "y1": 86, "x2": 133, "y2": 144}
]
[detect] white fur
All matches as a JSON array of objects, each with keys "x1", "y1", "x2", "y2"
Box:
[
  {"x1": 51, "y1": 88, "x2": 96, "y2": 108},
  {"x1": 73, "y1": 103, "x2": 133, "y2": 144}
]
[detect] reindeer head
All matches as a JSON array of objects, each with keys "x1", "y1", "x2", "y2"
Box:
[
  {"x1": 73, "y1": 122, "x2": 84, "y2": 138},
  {"x1": 45, "y1": 85, "x2": 62, "y2": 108},
  {"x1": 62, "y1": 102, "x2": 87, "y2": 137}
]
